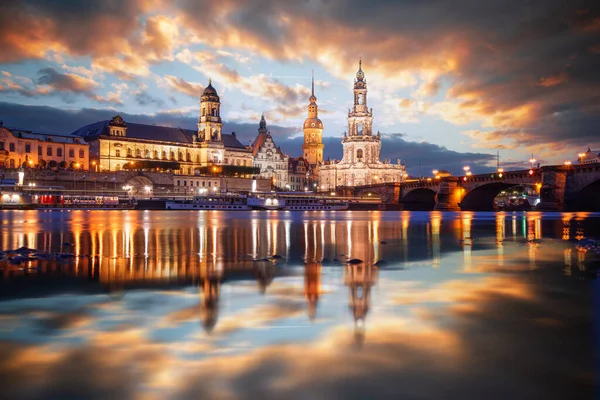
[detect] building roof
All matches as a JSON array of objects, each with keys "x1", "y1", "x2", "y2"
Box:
[
  {"x1": 289, "y1": 156, "x2": 309, "y2": 172},
  {"x1": 7, "y1": 128, "x2": 87, "y2": 144},
  {"x1": 250, "y1": 132, "x2": 268, "y2": 156},
  {"x1": 71, "y1": 118, "x2": 247, "y2": 150}
]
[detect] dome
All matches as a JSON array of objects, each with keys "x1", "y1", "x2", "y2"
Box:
[
  {"x1": 201, "y1": 79, "x2": 220, "y2": 101},
  {"x1": 304, "y1": 117, "x2": 323, "y2": 129}
]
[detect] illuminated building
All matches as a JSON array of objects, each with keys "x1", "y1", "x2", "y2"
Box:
[
  {"x1": 250, "y1": 114, "x2": 289, "y2": 189},
  {"x1": 288, "y1": 157, "x2": 311, "y2": 191},
  {"x1": 577, "y1": 147, "x2": 600, "y2": 164},
  {"x1": 302, "y1": 72, "x2": 324, "y2": 172},
  {"x1": 320, "y1": 60, "x2": 406, "y2": 189},
  {"x1": 0, "y1": 125, "x2": 89, "y2": 170},
  {"x1": 71, "y1": 81, "x2": 252, "y2": 175}
]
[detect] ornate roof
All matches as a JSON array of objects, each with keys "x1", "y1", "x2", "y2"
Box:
[
  {"x1": 71, "y1": 119, "x2": 247, "y2": 150},
  {"x1": 201, "y1": 79, "x2": 220, "y2": 102},
  {"x1": 356, "y1": 58, "x2": 365, "y2": 81},
  {"x1": 303, "y1": 117, "x2": 323, "y2": 129}
]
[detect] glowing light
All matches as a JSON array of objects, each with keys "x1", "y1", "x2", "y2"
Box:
[{"x1": 564, "y1": 161, "x2": 572, "y2": 166}]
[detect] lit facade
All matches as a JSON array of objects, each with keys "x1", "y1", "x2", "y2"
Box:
[
  {"x1": 72, "y1": 81, "x2": 252, "y2": 175},
  {"x1": 288, "y1": 156, "x2": 311, "y2": 191},
  {"x1": 0, "y1": 125, "x2": 89, "y2": 170},
  {"x1": 250, "y1": 115, "x2": 289, "y2": 189},
  {"x1": 302, "y1": 73, "x2": 324, "y2": 171},
  {"x1": 578, "y1": 147, "x2": 600, "y2": 164},
  {"x1": 319, "y1": 60, "x2": 406, "y2": 189}
]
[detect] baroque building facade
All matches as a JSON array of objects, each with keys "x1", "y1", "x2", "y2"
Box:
[
  {"x1": 0, "y1": 124, "x2": 89, "y2": 170},
  {"x1": 250, "y1": 115, "x2": 289, "y2": 189},
  {"x1": 319, "y1": 60, "x2": 406, "y2": 189},
  {"x1": 288, "y1": 156, "x2": 311, "y2": 191},
  {"x1": 71, "y1": 81, "x2": 252, "y2": 175}
]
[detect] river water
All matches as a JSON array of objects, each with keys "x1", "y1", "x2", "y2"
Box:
[{"x1": 0, "y1": 210, "x2": 598, "y2": 399}]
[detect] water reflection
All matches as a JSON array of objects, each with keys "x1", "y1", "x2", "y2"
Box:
[{"x1": 0, "y1": 210, "x2": 597, "y2": 399}]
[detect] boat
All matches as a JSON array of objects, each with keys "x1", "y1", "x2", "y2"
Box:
[
  {"x1": 280, "y1": 195, "x2": 349, "y2": 211},
  {"x1": 166, "y1": 194, "x2": 250, "y2": 210},
  {"x1": 34, "y1": 194, "x2": 137, "y2": 209},
  {"x1": 0, "y1": 190, "x2": 35, "y2": 209},
  {"x1": 247, "y1": 193, "x2": 283, "y2": 210}
]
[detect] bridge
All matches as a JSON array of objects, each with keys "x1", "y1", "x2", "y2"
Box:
[{"x1": 341, "y1": 164, "x2": 600, "y2": 211}]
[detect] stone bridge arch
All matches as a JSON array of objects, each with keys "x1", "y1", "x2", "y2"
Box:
[
  {"x1": 569, "y1": 176, "x2": 600, "y2": 211},
  {"x1": 354, "y1": 184, "x2": 401, "y2": 203},
  {"x1": 123, "y1": 175, "x2": 154, "y2": 196},
  {"x1": 401, "y1": 188, "x2": 437, "y2": 210},
  {"x1": 459, "y1": 182, "x2": 538, "y2": 211}
]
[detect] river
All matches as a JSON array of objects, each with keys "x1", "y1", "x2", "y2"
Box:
[{"x1": 0, "y1": 210, "x2": 598, "y2": 399}]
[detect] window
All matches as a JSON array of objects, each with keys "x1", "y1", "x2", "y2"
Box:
[
  {"x1": 0, "y1": 142, "x2": 4, "y2": 150},
  {"x1": 178, "y1": 152, "x2": 183, "y2": 161},
  {"x1": 136, "y1": 148, "x2": 141, "y2": 158},
  {"x1": 57, "y1": 148, "x2": 62, "y2": 157},
  {"x1": 177, "y1": 180, "x2": 180, "y2": 186},
  {"x1": 186, "y1": 152, "x2": 191, "y2": 162},
  {"x1": 115, "y1": 149, "x2": 121, "y2": 157},
  {"x1": 79, "y1": 150, "x2": 84, "y2": 158},
  {"x1": 212, "y1": 108, "x2": 217, "y2": 116},
  {"x1": 170, "y1": 151, "x2": 175, "y2": 160},
  {"x1": 25, "y1": 144, "x2": 31, "y2": 153},
  {"x1": 47, "y1": 146, "x2": 52, "y2": 156},
  {"x1": 357, "y1": 149, "x2": 363, "y2": 159},
  {"x1": 9, "y1": 159, "x2": 15, "y2": 168},
  {"x1": 225, "y1": 158, "x2": 229, "y2": 164},
  {"x1": 243, "y1": 160, "x2": 247, "y2": 166},
  {"x1": 38, "y1": 146, "x2": 42, "y2": 155},
  {"x1": 202, "y1": 108, "x2": 206, "y2": 116},
  {"x1": 154, "y1": 150, "x2": 158, "y2": 159},
  {"x1": 162, "y1": 151, "x2": 167, "y2": 160},
  {"x1": 69, "y1": 149, "x2": 75, "y2": 158},
  {"x1": 9, "y1": 143, "x2": 15, "y2": 152},
  {"x1": 145, "y1": 149, "x2": 150, "y2": 158},
  {"x1": 127, "y1": 148, "x2": 132, "y2": 157}
]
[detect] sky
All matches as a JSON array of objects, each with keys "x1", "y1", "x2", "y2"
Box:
[{"x1": 0, "y1": 0, "x2": 598, "y2": 176}]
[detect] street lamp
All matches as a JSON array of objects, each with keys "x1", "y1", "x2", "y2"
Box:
[{"x1": 564, "y1": 161, "x2": 572, "y2": 166}]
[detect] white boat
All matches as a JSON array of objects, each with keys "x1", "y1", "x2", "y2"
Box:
[
  {"x1": 247, "y1": 194, "x2": 283, "y2": 210},
  {"x1": 166, "y1": 194, "x2": 250, "y2": 210}
]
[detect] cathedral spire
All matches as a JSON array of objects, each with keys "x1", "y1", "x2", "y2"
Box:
[
  {"x1": 311, "y1": 69, "x2": 315, "y2": 97},
  {"x1": 356, "y1": 58, "x2": 364, "y2": 81}
]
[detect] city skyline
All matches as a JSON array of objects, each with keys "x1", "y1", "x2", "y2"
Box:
[{"x1": 0, "y1": 1, "x2": 598, "y2": 176}]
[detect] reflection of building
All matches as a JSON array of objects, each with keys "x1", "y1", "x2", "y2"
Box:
[
  {"x1": 250, "y1": 115, "x2": 289, "y2": 189},
  {"x1": 304, "y1": 262, "x2": 322, "y2": 321},
  {"x1": 320, "y1": 60, "x2": 406, "y2": 189},
  {"x1": 71, "y1": 82, "x2": 252, "y2": 174},
  {"x1": 0, "y1": 126, "x2": 89, "y2": 170},
  {"x1": 344, "y1": 262, "x2": 378, "y2": 347},
  {"x1": 199, "y1": 264, "x2": 222, "y2": 333},
  {"x1": 253, "y1": 263, "x2": 275, "y2": 294}
]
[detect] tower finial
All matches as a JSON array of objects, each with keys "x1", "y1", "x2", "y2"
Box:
[
  {"x1": 311, "y1": 69, "x2": 314, "y2": 97},
  {"x1": 209, "y1": 78, "x2": 212, "y2": 86}
]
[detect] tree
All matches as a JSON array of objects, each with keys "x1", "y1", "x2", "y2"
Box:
[
  {"x1": 38, "y1": 159, "x2": 47, "y2": 168},
  {"x1": 48, "y1": 160, "x2": 58, "y2": 169},
  {"x1": 59, "y1": 160, "x2": 67, "y2": 169}
]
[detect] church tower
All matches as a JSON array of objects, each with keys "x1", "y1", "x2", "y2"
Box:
[
  {"x1": 302, "y1": 71, "x2": 324, "y2": 170},
  {"x1": 197, "y1": 80, "x2": 225, "y2": 165},
  {"x1": 344, "y1": 262, "x2": 378, "y2": 347}
]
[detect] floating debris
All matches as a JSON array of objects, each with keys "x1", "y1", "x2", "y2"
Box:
[{"x1": 347, "y1": 258, "x2": 363, "y2": 264}]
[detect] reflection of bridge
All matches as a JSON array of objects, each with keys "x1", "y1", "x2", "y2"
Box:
[{"x1": 344, "y1": 164, "x2": 600, "y2": 211}]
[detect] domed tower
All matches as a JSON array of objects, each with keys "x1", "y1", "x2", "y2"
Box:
[
  {"x1": 197, "y1": 80, "x2": 225, "y2": 165},
  {"x1": 302, "y1": 71, "x2": 324, "y2": 170},
  {"x1": 348, "y1": 58, "x2": 373, "y2": 137}
]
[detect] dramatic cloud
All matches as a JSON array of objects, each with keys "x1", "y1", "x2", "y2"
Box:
[{"x1": 160, "y1": 75, "x2": 205, "y2": 98}]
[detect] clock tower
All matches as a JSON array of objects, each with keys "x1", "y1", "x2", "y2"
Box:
[{"x1": 302, "y1": 71, "x2": 324, "y2": 171}]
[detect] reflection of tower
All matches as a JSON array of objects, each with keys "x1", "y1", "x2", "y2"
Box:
[
  {"x1": 199, "y1": 265, "x2": 222, "y2": 334},
  {"x1": 253, "y1": 262, "x2": 275, "y2": 294},
  {"x1": 304, "y1": 262, "x2": 322, "y2": 321},
  {"x1": 344, "y1": 262, "x2": 378, "y2": 347}
]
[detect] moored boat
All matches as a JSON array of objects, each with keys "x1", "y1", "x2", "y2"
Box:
[{"x1": 166, "y1": 194, "x2": 250, "y2": 210}]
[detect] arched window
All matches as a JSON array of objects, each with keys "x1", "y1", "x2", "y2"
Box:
[
  {"x1": 145, "y1": 149, "x2": 150, "y2": 158},
  {"x1": 57, "y1": 148, "x2": 62, "y2": 157},
  {"x1": 196, "y1": 154, "x2": 200, "y2": 162},
  {"x1": 357, "y1": 124, "x2": 363, "y2": 135},
  {"x1": 202, "y1": 108, "x2": 206, "y2": 116},
  {"x1": 212, "y1": 107, "x2": 217, "y2": 117},
  {"x1": 153, "y1": 150, "x2": 158, "y2": 159},
  {"x1": 127, "y1": 148, "x2": 132, "y2": 157},
  {"x1": 136, "y1": 148, "x2": 141, "y2": 158},
  {"x1": 357, "y1": 94, "x2": 363, "y2": 105},
  {"x1": 162, "y1": 151, "x2": 167, "y2": 160},
  {"x1": 69, "y1": 149, "x2": 75, "y2": 158},
  {"x1": 47, "y1": 146, "x2": 52, "y2": 156},
  {"x1": 357, "y1": 149, "x2": 363, "y2": 159},
  {"x1": 186, "y1": 152, "x2": 191, "y2": 162},
  {"x1": 178, "y1": 152, "x2": 183, "y2": 161},
  {"x1": 170, "y1": 151, "x2": 175, "y2": 160}
]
